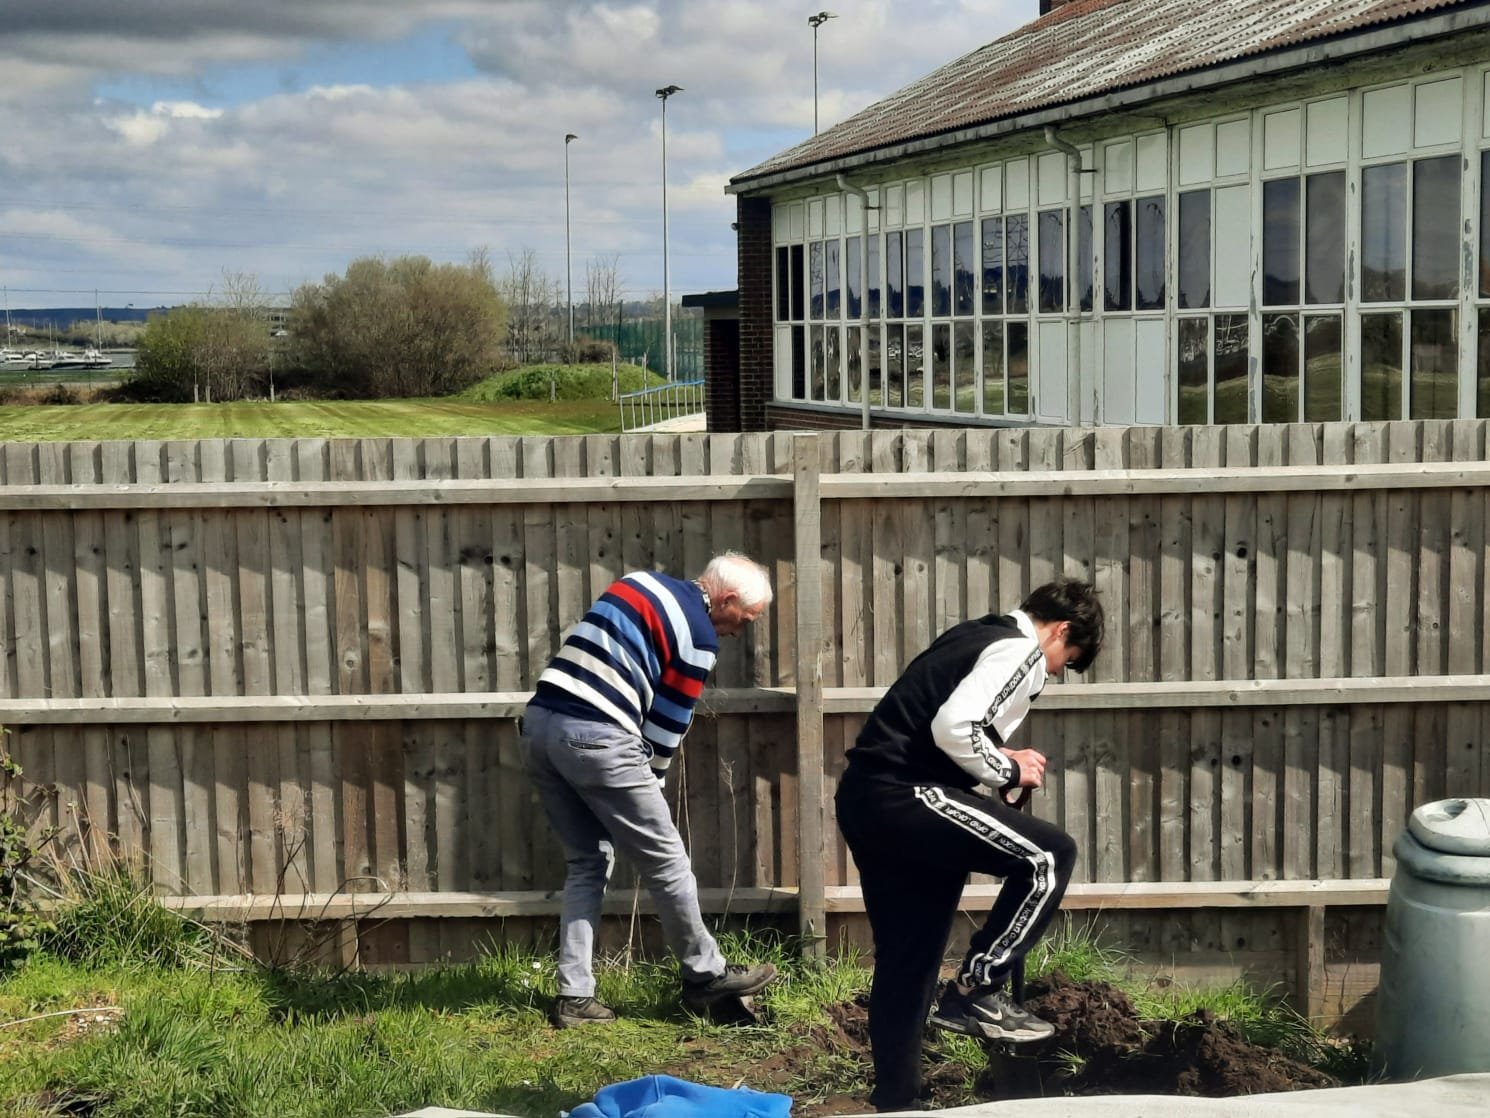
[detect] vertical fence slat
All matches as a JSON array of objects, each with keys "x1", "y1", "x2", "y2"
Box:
[{"x1": 794, "y1": 434, "x2": 825, "y2": 951}]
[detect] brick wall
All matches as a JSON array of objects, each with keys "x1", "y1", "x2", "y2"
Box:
[
  {"x1": 737, "y1": 194, "x2": 774, "y2": 432},
  {"x1": 704, "y1": 317, "x2": 741, "y2": 432}
]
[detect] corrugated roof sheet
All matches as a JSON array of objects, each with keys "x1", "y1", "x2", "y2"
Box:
[{"x1": 732, "y1": 0, "x2": 1480, "y2": 187}]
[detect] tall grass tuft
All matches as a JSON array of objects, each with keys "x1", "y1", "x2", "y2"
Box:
[{"x1": 42, "y1": 863, "x2": 231, "y2": 971}]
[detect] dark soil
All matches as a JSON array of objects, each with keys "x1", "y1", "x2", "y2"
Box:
[{"x1": 721, "y1": 972, "x2": 1341, "y2": 1115}]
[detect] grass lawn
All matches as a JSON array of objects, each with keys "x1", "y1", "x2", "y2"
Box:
[{"x1": 0, "y1": 399, "x2": 623, "y2": 442}]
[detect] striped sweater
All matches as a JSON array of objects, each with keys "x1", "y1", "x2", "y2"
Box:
[{"x1": 532, "y1": 571, "x2": 719, "y2": 772}]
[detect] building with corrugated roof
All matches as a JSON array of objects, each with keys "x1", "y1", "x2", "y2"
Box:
[{"x1": 709, "y1": 0, "x2": 1490, "y2": 432}]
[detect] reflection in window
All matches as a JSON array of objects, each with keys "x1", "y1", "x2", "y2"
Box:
[
  {"x1": 826, "y1": 239, "x2": 841, "y2": 317},
  {"x1": 981, "y1": 217, "x2": 1005, "y2": 315},
  {"x1": 790, "y1": 244, "x2": 806, "y2": 319},
  {"x1": 1214, "y1": 314, "x2": 1249, "y2": 424},
  {"x1": 1178, "y1": 191, "x2": 1211, "y2": 309},
  {"x1": 982, "y1": 321, "x2": 1005, "y2": 414},
  {"x1": 954, "y1": 221, "x2": 975, "y2": 315},
  {"x1": 1360, "y1": 312, "x2": 1402, "y2": 421},
  {"x1": 906, "y1": 324, "x2": 925, "y2": 407},
  {"x1": 1410, "y1": 308, "x2": 1457, "y2": 419},
  {"x1": 846, "y1": 236, "x2": 862, "y2": 318},
  {"x1": 932, "y1": 323, "x2": 951, "y2": 408},
  {"x1": 1078, "y1": 205, "x2": 1093, "y2": 313},
  {"x1": 954, "y1": 321, "x2": 976, "y2": 413},
  {"x1": 1303, "y1": 315, "x2": 1342, "y2": 421},
  {"x1": 1008, "y1": 214, "x2": 1030, "y2": 314},
  {"x1": 884, "y1": 324, "x2": 904, "y2": 408},
  {"x1": 1263, "y1": 178, "x2": 1301, "y2": 307},
  {"x1": 906, "y1": 229, "x2": 926, "y2": 318},
  {"x1": 846, "y1": 326, "x2": 863, "y2": 402},
  {"x1": 1413, "y1": 156, "x2": 1460, "y2": 301},
  {"x1": 1361, "y1": 163, "x2": 1406, "y2": 302},
  {"x1": 1262, "y1": 313, "x2": 1299, "y2": 423},
  {"x1": 1136, "y1": 196, "x2": 1165, "y2": 310},
  {"x1": 775, "y1": 246, "x2": 791, "y2": 319},
  {"x1": 867, "y1": 326, "x2": 883, "y2": 406},
  {"x1": 1305, "y1": 172, "x2": 1345, "y2": 305},
  {"x1": 810, "y1": 324, "x2": 825, "y2": 399},
  {"x1": 886, "y1": 232, "x2": 904, "y2": 318},
  {"x1": 867, "y1": 236, "x2": 881, "y2": 319},
  {"x1": 1178, "y1": 318, "x2": 1209, "y2": 424},
  {"x1": 791, "y1": 324, "x2": 806, "y2": 399},
  {"x1": 1008, "y1": 322, "x2": 1029, "y2": 413},
  {"x1": 825, "y1": 325, "x2": 841, "y2": 401},
  {"x1": 1105, "y1": 200, "x2": 1132, "y2": 311},
  {"x1": 1479, "y1": 309, "x2": 1490, "y2": 417},
  {"x1": 810, "y1": 242, "x2": 825, "y2": 319},
  {"x1": 1038, "y1": 210, "x2": 1065, "y2": 313},
  {"x1": 931, "y1": 225, "x2": 952, "y2": 317}
]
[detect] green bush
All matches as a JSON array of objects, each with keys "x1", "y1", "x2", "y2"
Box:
[
  {"x1": 1, "y1": 746, "x2": 56, "y2": 971},
  {"x1": 459, "y1": 363, "x2": 662, "y2": 402}
]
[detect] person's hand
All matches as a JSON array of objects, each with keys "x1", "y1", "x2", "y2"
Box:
[{"x1": 1003, "y1": 748, "x2": 1048, "y2": 789}]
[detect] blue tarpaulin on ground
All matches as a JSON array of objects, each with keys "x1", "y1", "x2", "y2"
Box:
[{"x1": 564, "y1": 1074, "x2": 792, "y2": 1118}]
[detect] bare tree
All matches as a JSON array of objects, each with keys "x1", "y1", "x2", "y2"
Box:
[
  {"x1": 499, "y1": 248, "x2": 562, "y2": 365},
  {"x1": 584, "y1": 253, "x2": 624, "y2": 333}
]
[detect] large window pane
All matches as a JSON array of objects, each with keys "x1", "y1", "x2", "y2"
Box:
[
  {"x1": 931, "y1": 323, "x2": 952, "y2": 408},
  {"x1": 847, "y1": 326, "x2": 863, "y2": 403},
  {"x1": 1038, "y1": 210, "x2": 1065, "y2": 313},
  {"x1": 886, "y1": 232, "x2": 904, "y2": 318},
  {"x1": 775, "y1": 246, "x2": 791, "y2": 320},
  {"x1": 982, "y1": 320, "x2": 1004, "y2": 415},
  {"x1": 1263, "y1": 178, "x2": 1301, "y2": 307},
  {"x1": 1178, "y1": 190, "x2": 1211, "y2": 310},
  {"x1": 954, "y1": 221, "x2": 975, "y2": 316},
  {"x1": 1178, "y1": 317, "x2": 1209, "y2": 424},
  {"x1": 1362, "y1": 163, "x2": 1407, "y2": 302},
  {"x1": 931, "y1": 224, "x2": 952, "y2": 317},
  {"x1": 1262, "y1": 313, "x2": 1300, "y2": 423},
  {"x1": 1104, "y1": 200, "x2": 1133, "y2": 311},
  {"x1": 1305, "y1": 171, "x2": 1345, "y2": 305},
  {"x1": 1410, "y1": 308, "x2": 1457, "y2": 419},
  {"x1": 825, "y1": 239, "x2": 841, "y2": 317},
  {"x1": 1008, "y1": 322, "x2": 1029, "y2": 413},
  {"x1": 1007, "y1": 214, "x2": 1030, "y2": 314},
  {"x1": 1303, "y1": 315, "x2": 1342, "y2": 421},
  {"x1": 1483, "y1": 152, "x2": 1490, "y2": 298},
  {"x1": 791, "y1": 324, "x2": 806, "y2": 399},
  {"x1": 1479, "y1": 309, "x2": 1490, "y2": 417},
  {"x1": 1214, "y1": 313, "x2": 1249, "y2": 424},
  {"x1": 884, "y1": 324, "x2": 904, "y2": 407},
  {"x1": 1360, "y1": 312, "x2": 1403, "y2": 421},
  {"x1": 846, "y1": 236, "x2": 862, "y2": 318},
  {"x1": 981, "y1": 217, "x2": 1004, "y2": 315},
  {"x1": 1136, "y1": 195, "x2": 1165, "y2": 310},
  {"x1": 790, "y1": 244, "x2": 806, "y2": 319},
  {"x1": 809, "y1": 324, "x2": 825, "y2": 399},
  {"x1": 810, "y1": 241, "x2": 825, "y2": 319},
  {"x1": 954, "y1": 321, "x2": 976, "y2": 413},
  {"x1": 1413, "y1": 155, "x2": 1460, "y2": 300},
  {"x1": 867, "y1": 235, "x2": 882, "y2": 319},
  {"x1": 867, "y1": 325, "x2": 883, "y2": 406},
  {"x1": 906, "y1": 229, "x2": 926, "y2": 318},
  {"x1": 825, "y1": 323, "x2": 841, "y2": 400},
  {"x1": 906, "y1": 324, "x2": 925, "y2": 407},
  {"x1": 1078, "y1": 205, "x2": 1093, "y2": 313}
]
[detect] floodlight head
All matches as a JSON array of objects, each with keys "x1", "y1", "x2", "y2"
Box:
[
  {"x1": 565, "y1": 133, "x2": 578, "y2": 143},
  {"x1": 808, "y1": 11, "x2": 837, "y2": 27},
  {"x1": 655, "y1": 84, "x2": 683, "y2": 100}
]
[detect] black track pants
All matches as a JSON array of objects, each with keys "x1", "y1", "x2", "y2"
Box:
[{"x1": 835, "y1": 768, "x2": 1076, "y2": 1111}]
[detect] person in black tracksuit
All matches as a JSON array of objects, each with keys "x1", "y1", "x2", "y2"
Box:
[{"x1": 835, "y1": 578, "x2": 1104, "y2": 1114}]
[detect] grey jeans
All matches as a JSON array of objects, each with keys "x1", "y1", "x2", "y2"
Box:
[{"x1": 521, "y1": 704, "x2": 726, "y2": 997}]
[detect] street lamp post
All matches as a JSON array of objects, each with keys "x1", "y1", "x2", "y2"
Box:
[
  {"x1": 808, "y1": 11, "x2": 836, "y2": 135},
  {"x1": 656, "y1": 84, "x2": 682, "y2": 381},
  {"x1": 564, "y1": 133, "x2": 578, "y2": 347}
]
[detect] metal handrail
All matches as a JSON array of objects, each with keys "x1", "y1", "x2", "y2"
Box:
[{"x1": 618, "y1": 378, "x2": 706, "y2": 431}]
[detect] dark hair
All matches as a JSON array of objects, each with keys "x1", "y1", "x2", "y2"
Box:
[{"x1": 1021, "y1": 578, "x2": 1104, "y2": 674}]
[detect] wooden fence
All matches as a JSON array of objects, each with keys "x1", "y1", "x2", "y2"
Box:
[{"x1": 3, "y1": 421, "x2": 1490, "y2": 1025}]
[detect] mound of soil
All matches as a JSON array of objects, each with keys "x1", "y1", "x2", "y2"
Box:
[{"x1": 763, "y1": 973, "x2": 1338, "y2": 1115}]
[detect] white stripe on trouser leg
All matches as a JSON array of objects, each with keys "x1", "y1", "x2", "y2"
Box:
[{"x1": 913, "y1": 786, "x2": 1058, "y2": 986}]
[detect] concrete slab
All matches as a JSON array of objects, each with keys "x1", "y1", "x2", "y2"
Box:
[{"x1": 870, "y1": 1073, "x2": 1490, "y2": 1117}]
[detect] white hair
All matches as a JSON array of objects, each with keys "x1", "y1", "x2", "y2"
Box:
[{"x1": 698, "y1": 551, "x2": 773, "y2": 609}]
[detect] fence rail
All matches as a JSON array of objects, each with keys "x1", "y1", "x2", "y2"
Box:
[
  {"x1": 2, "y1": 421, "x2": 1488, "y2": 1020},
  {"x1": 617, "y1": 378, "x2": 706, "y2": 432}
]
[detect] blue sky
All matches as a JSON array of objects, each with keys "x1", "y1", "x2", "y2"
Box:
[{"x1": 0, "y1": 1, "x2": 1031, "y2": 310}]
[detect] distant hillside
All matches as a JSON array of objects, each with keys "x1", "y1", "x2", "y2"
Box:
[{"x1": 5, "y1": 306, "x2": 171, "y2": 328}]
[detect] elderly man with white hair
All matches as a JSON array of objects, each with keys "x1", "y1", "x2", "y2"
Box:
[{"x1": 522, "y1": 551, "x2": 778, "y2": 1028}]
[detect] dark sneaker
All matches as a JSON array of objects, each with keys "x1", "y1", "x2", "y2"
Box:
[
  {"x1": 929, "y1": 984, "x2": 1054, "y2": 1043},
  {"x1": 549, "y1": 995, "x2": 616, "y2": 1028},
  {"x1": 681, "y1": 962, "x2": 778, "y2": 1013}
]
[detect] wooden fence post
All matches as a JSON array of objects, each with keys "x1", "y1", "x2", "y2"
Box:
[{"x1": 794, "y1": 433, "x2": 826, "y2": 955}]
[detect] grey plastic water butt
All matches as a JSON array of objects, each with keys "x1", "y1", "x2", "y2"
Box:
[{"x1": 1374, "y1": 798, "x2": 1490, "y2": 1080}]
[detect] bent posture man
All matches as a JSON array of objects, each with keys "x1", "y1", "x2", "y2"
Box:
[
  {"x1": 523, "y1": 551, "x2": 778, "y2": 1027},
  {"x1": 835, "y1": 578, "x2": 1104, "y2": 1113}
]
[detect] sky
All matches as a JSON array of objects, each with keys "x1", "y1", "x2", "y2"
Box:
[{"x1": 0, "y1": 1, "x2": 1034, "y2": 311}]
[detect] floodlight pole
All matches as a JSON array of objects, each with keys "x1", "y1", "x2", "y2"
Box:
[
  {"x1": 565, "y1": 133, "x2": 578, "y2": 346},
  {"x1": 809, "y1": 11, "x2": 837, "y2": 135},
  {"x1": 656, "y1": 84, "x2": 683, "y2": 380}
]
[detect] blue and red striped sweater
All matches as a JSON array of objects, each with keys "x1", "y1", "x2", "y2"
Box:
[{"x1": 531, "y1": 571, "x2": 718, "y2": 772}]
